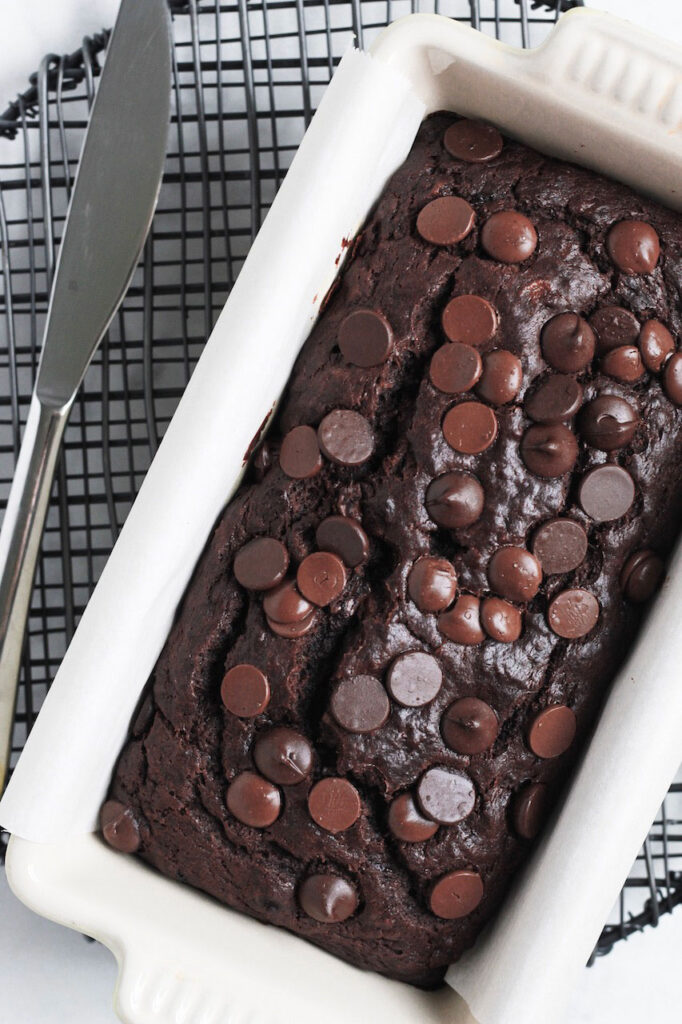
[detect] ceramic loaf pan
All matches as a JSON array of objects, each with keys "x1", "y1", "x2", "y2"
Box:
[{"x1": 6, "y1": 10, "x2": 682, "y2": 1024}]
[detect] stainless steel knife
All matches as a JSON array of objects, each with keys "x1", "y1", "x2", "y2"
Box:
[{"x1": 0, "y1": 0, "x2": 172, "y2": 792}]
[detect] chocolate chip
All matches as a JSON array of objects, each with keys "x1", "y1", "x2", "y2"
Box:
[
  {"x1": 527, "y1": 705, "x2": 576, "y2": 758},
  {"x1": 416, "y1": 767, "x2": 476, "y2": 825},
  {"x1": 100, "y1": 800, "x2": 140, "y2": 854},
  {"x1": 388, "y1": 792, "x2": 439, "y2": 843},
  {"x1": 316, "y1": 516, "x2": 369, "y2": 568},
  {"x1": 386, "y1": 651, "x2": 443, "y2": 707},
  {"x1": 297, "y1": 551, "x2": 347, "y2": 606},
  {"x1": 621, "y1": 549, "x2": 664, "y2": 603},
  {"x1": 481, "y1": 597, "x2": 522, "y2": 643},
  {"x1": 430, "y1": 343, "x2": 483, "y2": 394},
  {"x1": 279, "y1": 425, "x2": 323, "y2": 479},
  {"x1": 267, "y1": 611, "x2": 317, "y2": 639},
  {"x1": 318, "y1": 409, "x2": 374, "y2": 467},
  {"x1": 299, "y1": 874, "x2": 358, "y2": 923},
  {"x1": 234, "y1": 537, "x2": 289, "y2": 591},
  {"x1": 520, "y1": 424, "x2": 578, "y2": 478},
  {"x1": 438, "y1": 595, "x2": 484, "y2": 645},
  {"x1": 476, "y1": 349, "x2": 523, "y2": 405},
  {"x1": 425, "y1": 471, "x2": 485, "y2": 528},
  {"x1": 481, "y1": 211, "x2": 537, "y2": 263},
  {"x1": 487, "y1": 546, "x2": 542, "y2": 602},
  {"x1": 590, "y1": 306, "x2": 640, "y2": 352},
  {"x1": 638, "y1": 320, "x2": 675, "y2": 373},
  {"x1": 548, "y1": 589, "x2": 600, "y2": 638},
  {"x1": 307, "y1": 778, "x2": 361, "y2": 833},
  {"x1": 226, "y1": 771, "x2": 281, "y2": 828},
  {"x1": 531, "y1": 519, "x2": 588, "y2": 575},
  {"x1": 338, "y1": 309, "x2": 393, "y2": 367},
  {"x1": 512, "y1": 782, "x2": 548, "y2": 840},
  {"x1": 442, "y1": 401, "x2": 498, "y2": 455},
  {"x1": 525, "y1": 375, "x2": 583, "y2": 424},
  {"x1": 607, "y1": 219, "x2": 660, "y2": 274},
  {"x1": 442, "y1": 295, "x2": 499, "y2": 346},
  {"x1": 330, "y1": 675, "x2": 390, "y2": 734},
  {"x1": 429, "y1": 870, "x2": 484, "y2": 919},
  {"x1": 444, "y1": 119, "x2": 503, "y2": 163},
  {"x1": 417, "y1": 196, "x2": 475, "y2": 246},
  {"x1": 442, "y1": 697, "x2": 499, "y2": 755},
  {"x1": 663, "y1": 351, "x2": 682, "y2": 405},
  {"x1": 541, "y1": 314, "x2": 595, "y2": 373},
  {"x1": 263, "y1": 579, "x2": 314, "y2": 623},
  {"x1": 221, "y1": 664, "x2": 270, "y2": 717},
  {"x1": 578, "y1": 465, "x2": 635, "y2": 522},
  {"x1": 253, "y1": 727, "x2": 313, "y2": 785},
  {"x1": 408, "y1": 556, "x2": 458, "y2": 613},
  {"x1": 601, "y1": 345, "x2": 645, "y2": 383},
  {"x1": 578, "y1": 396, "x2": 639, "y2": 451}
]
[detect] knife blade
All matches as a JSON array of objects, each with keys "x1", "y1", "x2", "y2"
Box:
[{"x1": 0, "y1": 0, "x2": 172, "y2": 791}]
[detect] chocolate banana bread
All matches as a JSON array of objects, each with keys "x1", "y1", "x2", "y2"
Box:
[{"x1": 102, "y1": 112, "x2": 682, "y2": 987}]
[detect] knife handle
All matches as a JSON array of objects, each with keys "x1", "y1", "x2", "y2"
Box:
[{"x1": 0, "y1": 394, "x2": 71, "y2": 793}]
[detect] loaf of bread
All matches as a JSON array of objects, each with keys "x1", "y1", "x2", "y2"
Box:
[{"x1": 102, "y1": 113, "x2": 682, "y2": 986}]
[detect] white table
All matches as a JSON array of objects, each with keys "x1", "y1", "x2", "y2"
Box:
[{"x1": 2, "y1": 1, "x2": 682, "y2": 1021}]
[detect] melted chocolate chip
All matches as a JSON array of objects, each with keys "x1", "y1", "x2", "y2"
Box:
[
  {"x1": 388, "y1": 792, "x2": 439, "y2": 843},
  {"x1": 297, "y1": 551, "x2": 347, "y2": 606},
  {"x1": 316, "y1": 516, "x2": 369, "y2": 568},
  {"x1": 520, "y1": 424, "x2": 578, "y2": 478},
  {"x1": 253, "y1": 727, "x2": 313, "y2": 785},
  {"x1": 601, "y1": 345, "x2": 645, "y2": 383},
  {"x1": 621, "y1": 549, "x2": 664, "y2": 603},
  {"x1": 481, "y1": 211, "x2": 537, "y2": 263},
  {"x1": 512, "y1": 782, "x2": 548, "y2": 840},
  {"x1": 221, "y1": 664, "x2": 271, "y2": 717},
  {"x1": 429, "y1": 871, "x2": 484, "y2": 920},
  {"x1": 386, "y1": 651, "x2": 443, "y2": 707},
  {"x1": 481, "y1": 597, "x2": 523, "y2": 643},
  {"x1": 578, "y1": 396, "x2": 639, "y2": 451},
  {"x1": 476, "y1": 349, "x2": 523, "y2": 405},
  {"x1": 425, "y1": 471, "x2": 485, "y2": 528},
  {"x1": 417, "y1": 195, "x2": 476, "y2": 246},
  {"x1": 441, "y1": 295, "x2": 499, "y2": 346},
  {"x1": 442, "y1": 401, "x2": 498, "y2": 454},
  {"x1": 318, "y1": 410, "x2": 374, "y2": 467},
  {"x1": 100, "y1": 800, "x2": 140, "y2": 854},
  {"x1": 416, "y1": 767, "x2": 476, "y2": 825},
  {"x1": 663, "y1": 351, "x2": 682, "y2": 405},
  {"x1": 444, "y1": 120, "x2": 503, "y2": 163},
  {"x1": 525, "y1": 375, "x2": 583, "y2": 424},
  {"x1": 442, "y1": 697, "x2": 499, "y2": 755},
  {"x1": 267, "y1": 611, "x2": 317, "y2": 639},
  {"x1": 299, "y1": 875, "x2": 358, "y2": 923},
  {"x1": 638, "y1": 320, "x2": 675, "y2": 373},
  {"x1": 527, "y1": 706, "x2": 576, "y2": 758},
  {"x1": 279, "y1": 425, "x2": 323, "y2": 479},
  {"x1": 607, "y1": 219, "x2": 660, "y2": 274},
  {"x1": 330, "y1": 675, "x2": 390, "y2": 734},
  {"x1": 487, "y1": 546, "x2": 542, "y2": 602},
  {"x1": 338, "y1": 309, "x2": 393, "y2": 367},
  {"x1": 548, "y1": 589, "x2": 600, "y2": 638},
  {"x1": 408, "y1": 556, "x2": 458, "y2": 613},
  {"x1": 541, "y1": 314, "x2": 595, "y2": 373},
  {"x1": 430, "y1": 343, "x2": 483, "y2": 394},
  {"x1": 226, "y1": 772, "x2": 281, "y2": 828},
  {"x1": 438, "y1": 595, "x2": 484, "y2": 645},
  {"x1": 263, "y1": 579, "x2": 314, "y2": 623},
  {"x1": 531, "y1": 519, "x2": 588, "y2": 575},
  {"x1": 234, "y1": 537, "x2": 289, "y2": 591},
  {"x1": 308, "y1": 778, "x2": 361, "y2": 833},
  {"x1": 590, "y1": 306, "x2": 640, "y2": 352}
]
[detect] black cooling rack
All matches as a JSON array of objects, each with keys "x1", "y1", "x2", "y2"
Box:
[{"x1": 0, "y1": 0, "x2": 680, "y2": 959}]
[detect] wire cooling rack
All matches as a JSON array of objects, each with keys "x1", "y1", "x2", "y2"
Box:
[{"x1": 1, "y1": 0, "x2": 681, "y2": 959}]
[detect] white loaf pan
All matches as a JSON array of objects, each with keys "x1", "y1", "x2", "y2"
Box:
[{"x1": 6, "y1": 10, "x2": 682, "y2": 1024}]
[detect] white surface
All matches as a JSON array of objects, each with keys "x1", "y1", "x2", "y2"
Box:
[{"x1": 1, "y1": 2, "x2": 682, "y2": 1024}]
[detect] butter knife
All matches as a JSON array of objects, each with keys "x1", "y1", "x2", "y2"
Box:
[{"x1": 0, "y1": 0, "x2": 172, "y2": 792}]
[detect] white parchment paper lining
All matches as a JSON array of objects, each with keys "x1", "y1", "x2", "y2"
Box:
[{"x1": 3, "y1": 37, "x2": 682, "y2": 1024}]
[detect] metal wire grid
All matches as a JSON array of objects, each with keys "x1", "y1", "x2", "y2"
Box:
[{"x1": 0, "y1": 0, "x2": 679, "y2": 957}]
